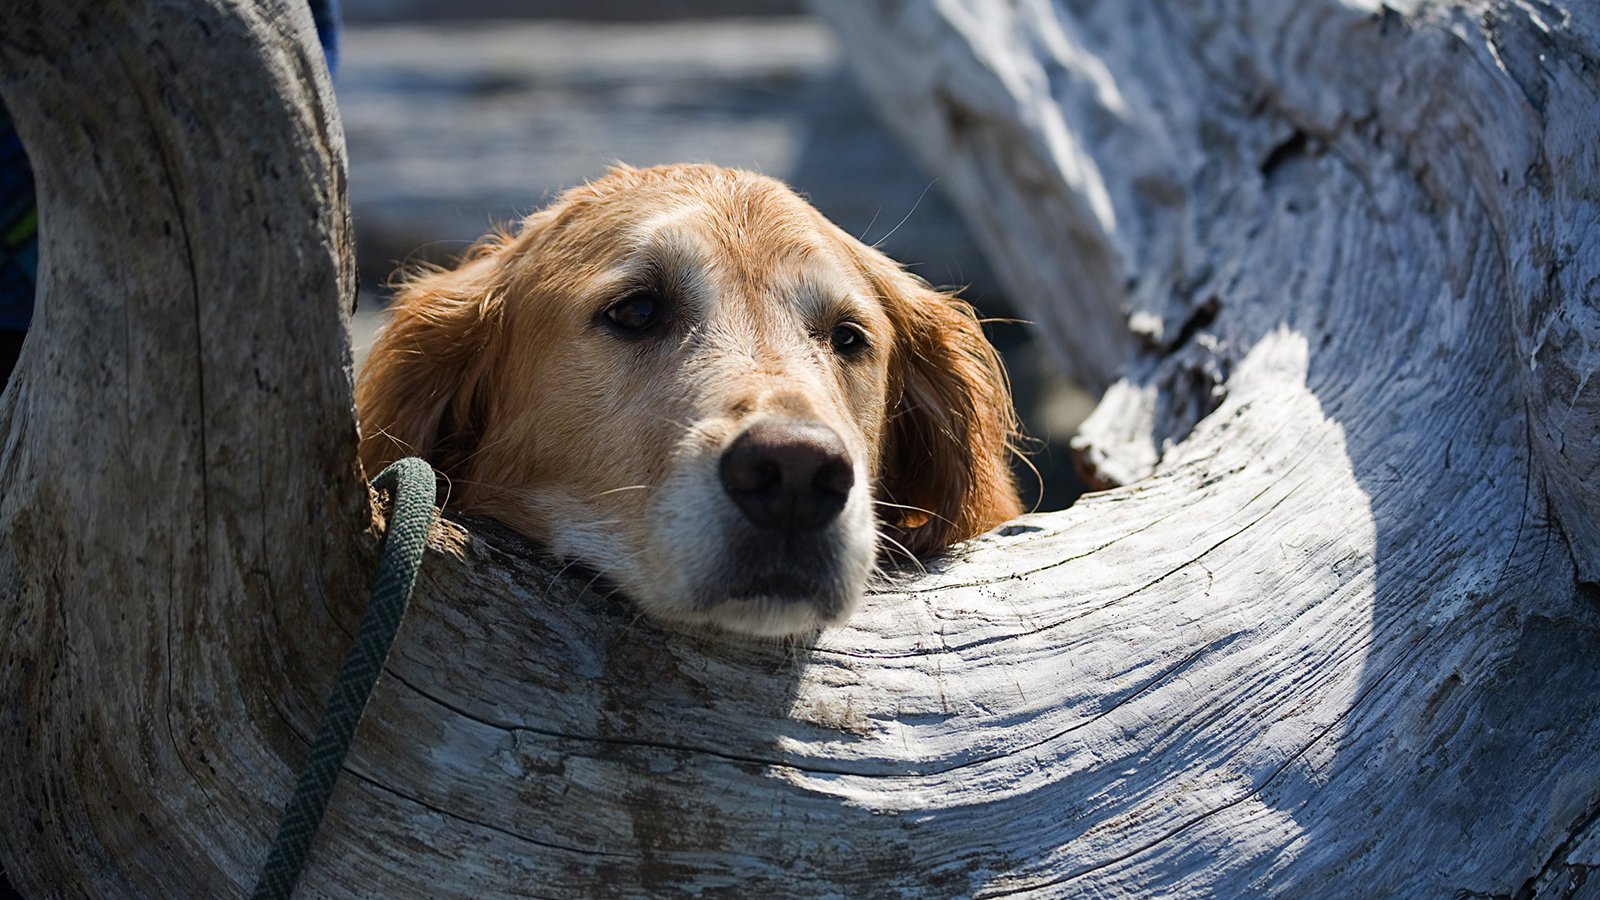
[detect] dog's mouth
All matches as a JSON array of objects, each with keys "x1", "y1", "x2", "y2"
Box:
[
  {"x1": 667, "y1": 531, "x2": 864, "y2": 636},
  {"x1": 714, "y1": 572, "x2": 830, "y2": 605},
  {"x1": 691, "y1": 586, "x2": 852, "y2": 639},
  {"x1": 708, "y1": 530, "x2": 847, "y2": 600}
]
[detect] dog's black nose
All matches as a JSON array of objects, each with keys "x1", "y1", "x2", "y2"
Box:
[{"x1": 720, "y1": 421, "x2": 854, "y2": 532}]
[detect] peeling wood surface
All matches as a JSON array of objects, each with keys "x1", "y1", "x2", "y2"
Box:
[{"x1": 2, "y1": 0, "x2": 1599, "y2": 897}]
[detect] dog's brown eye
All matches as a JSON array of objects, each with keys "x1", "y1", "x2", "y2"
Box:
[
  {"x1": 829, "y1": 322, "x2": 868, "y2": 356},
  {"x1": 604, "y1": 292, "x2": 663, "y2": 335}
]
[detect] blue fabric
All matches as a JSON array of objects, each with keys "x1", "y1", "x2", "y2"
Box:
[
  {"x1": 0, "y1": 105, "x2": 37, "y2": 333},
  {"x1": 0, "y1": 0, "x2": 342, "y2": 344},
  {"x1": 311, "y1": 0, "x2": 342, "y2": 79}
]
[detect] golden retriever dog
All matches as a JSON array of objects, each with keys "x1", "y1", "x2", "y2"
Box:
[{"x1": 357, "y1": 163, "x2": 1021, "y2": 636}]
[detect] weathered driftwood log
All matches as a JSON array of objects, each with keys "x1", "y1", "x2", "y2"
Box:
[
  {"x1": 807, "y1": 0, "x2": 1600, "y2": 893},
  {"x1": 1, "y1": 0, "x2": 1597, "y2": 897}
]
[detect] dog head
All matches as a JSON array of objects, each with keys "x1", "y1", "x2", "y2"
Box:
[{"x1": 357, "y1": 164, "x2": 1022, "y2": 636}]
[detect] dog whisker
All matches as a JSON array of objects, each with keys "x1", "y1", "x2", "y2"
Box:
[
  {"x1": 542, "y1": 543, "x2": 650, "y2": 606},
  {"x1": 444, "y1": 431, "x2": 522, "y2": 469},
  {"x1": 1012, "y1": 445, "x2": 1046, "y2": 514},
  {"x1": 649, "y1": 414, "x2": 696, "y2": 435},
  {"x1": 872, "y1": 179, "x2": 937, "y2": 247},
  {"x1": 591, "y1": 484, "x2": 652, "y2": 498},
  {"x1": 871, "y1": 498, "x2": 956, "y2": 528},
  {"x1": 876, "y1": 529, "x2": 928, "y2": 576},
  {"x1": 857, "y1": 205, "x2": 883, "y2": 242}
]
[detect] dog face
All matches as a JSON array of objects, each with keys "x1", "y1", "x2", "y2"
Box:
[{"x1": 357, "y1": 164, "x2": 1021, "y2": 637}]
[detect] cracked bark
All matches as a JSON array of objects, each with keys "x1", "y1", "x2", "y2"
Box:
[{"x1": 1, "y1": 0, "x2": 1598, "y2": 896}]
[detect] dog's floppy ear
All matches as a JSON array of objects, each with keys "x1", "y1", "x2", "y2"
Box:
[
  {"x1": 355, "y1": 237, "x2": 509, "y2": 480},
  {"x1": 865, "y1": 258, "x2": 1024, "y2": 557}
]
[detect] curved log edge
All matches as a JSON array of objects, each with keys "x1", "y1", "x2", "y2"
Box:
[
  {"x1": 810, "y1": 0, "x2": 1600, "y2": 893},
  {"x1": 0, "y1": 0, "x2": 1597, "y2": 898},
  {"x1": 0, "y1": 0, "x2": 373, "y2": 894}
]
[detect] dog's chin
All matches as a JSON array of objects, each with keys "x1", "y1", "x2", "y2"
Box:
[
  {"x1": 689, "y1": 578, "x2": 862, "y2": 638},
  {"x1": 623, "y1": 558, "x2": 863, "y2": 638},
  {"x1": 627, "y1": 529, "x2": 873, "y2": 639}
]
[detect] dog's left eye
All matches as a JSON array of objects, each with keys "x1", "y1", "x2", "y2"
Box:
[
  {"x1": 604, "y1": 292, "x2": 664, "y2": 335},
  {"x1": 829, "y1": 322, "x2": 869, "y2": 356}
]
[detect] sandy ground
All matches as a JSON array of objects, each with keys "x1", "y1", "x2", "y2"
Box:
[{"x1": 337, "y1": 16, "x2": 1090, "y2": 508}]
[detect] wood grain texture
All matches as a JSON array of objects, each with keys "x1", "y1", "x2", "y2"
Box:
[
  {"x1": 806, "y1": 0, "x2": 1600, "y2": 894},
  {"x1": 2, "y1": 0, "x2": 1598, "y2": 897},
  {"x1": 0, "y1": 0, "x2": 371, "y2": 893}
]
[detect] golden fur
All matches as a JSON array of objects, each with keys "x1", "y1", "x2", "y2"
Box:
[{"x1": 357, "y1": 163, "x2": 1022, "y2": 636}]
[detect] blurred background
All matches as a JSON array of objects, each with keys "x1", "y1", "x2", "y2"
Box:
[{"x1": 338, "y1": 0, "x2": 1092, "y2": 510}]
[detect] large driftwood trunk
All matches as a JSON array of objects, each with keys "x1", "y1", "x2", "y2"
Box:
[
  {"x1": 0, "y1": 0, "x2": 373, "y2": 894},
  {"x1": 2, "y1": 0, "x2": 1597, "y2": 896}
]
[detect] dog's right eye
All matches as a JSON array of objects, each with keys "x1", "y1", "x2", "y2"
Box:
[{"x1": 603, "y1": 292, "x2": 664, "y2": 335}]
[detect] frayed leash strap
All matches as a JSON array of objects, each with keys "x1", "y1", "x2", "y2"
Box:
[{"x1": 253, "y1": 457, "x2": 437, "y2": 900}]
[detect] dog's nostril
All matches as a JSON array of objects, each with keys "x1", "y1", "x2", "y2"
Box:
[
  {"x1": 720, "y1": 421, "x2": 854, "y2": 532},
  {"x1": 814, "y1": 455, "x2": 854, "y2": 499}
]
